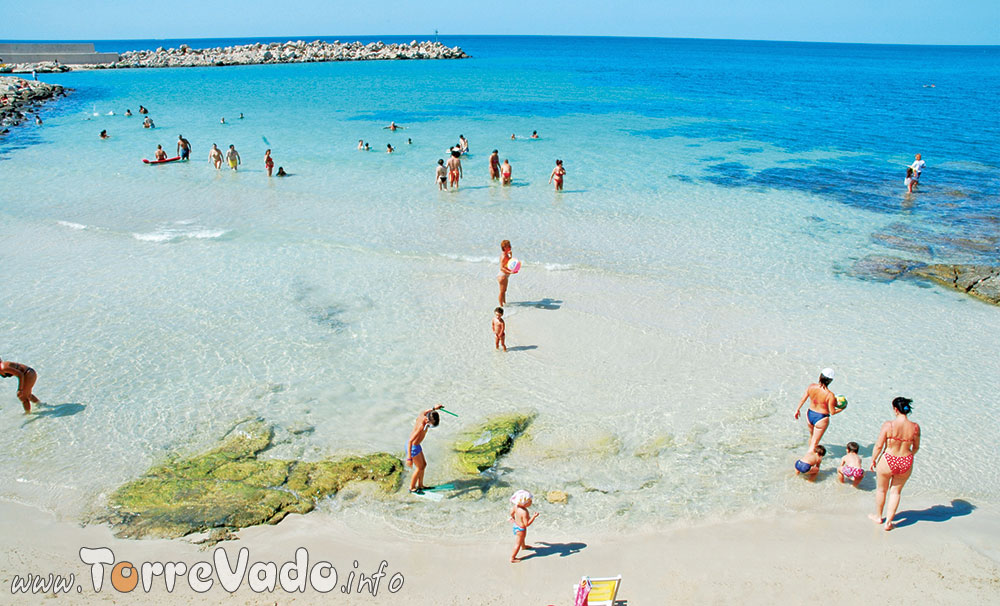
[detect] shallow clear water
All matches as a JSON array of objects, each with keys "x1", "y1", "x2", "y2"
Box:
[{"x1": 1, "y1": 36, "x2": 998, "y2": 535}]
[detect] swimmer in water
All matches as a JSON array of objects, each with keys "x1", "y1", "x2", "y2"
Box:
[
  {"x1": 177, "y1": 135, "x2": 191, "y2": 161},
  {"x1": 220, "y1": 117, "x2": 226, "y2": 124},
  {"x1": 154, "y1": 144, "x2": 167, "y2": 161},
  {"x1": 358, "y1": 139, "x2": 364, "y2": 150},
  {"x1": 226, "y1": 145, "x2": 241, "y2": 171},
  {"x1": 387, "y1": 143, "x2": 395, "y2": 153},
  {"x1": 548, "y1": 159, "x2": 566, "y2": 191},
  {"x1": 489, "y1": 150, "x2": 500, "y2": 181},
  {"x1": 406, "y1": 404, "x2": 446, "y2": 493},
  {"x1": 209, "y1": 143, "x2": 223, "y2": 169},
  {"x1": 531, "y1": 130, "x2": 539, "y2": 139},
  {"x1": 459, "y1": 134, "x2": 469, "y2": 154},
  {"x1": 0, "y1": 356, "x2": 40, "y2": 413},
  {"x1": 264, "y1": 149, "x2": 274, "y2": 177},
  {"x1": 447, "y1": 151, "x2": 462, "y2": 189},
  {"x1": 276, "y1": 166, "x2": 287, "y2": 177},
  {"x1": 436, "y1": 159, "x2": 447, "y2": 191},
  {"x1": 100, "y1": 130, "x2": 109, "y2": 139},
  {"x1": 125, "y1": 109, "x2": 132, "y2": 117},
  {"x1": 501, "y1": 159, "x2": 512, "y2": 185}
]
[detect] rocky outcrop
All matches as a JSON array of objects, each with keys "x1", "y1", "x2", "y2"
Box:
[
  {"x1": 2, "y1": 40, "x2": 467, "y2": 73},
  {"x1": 849, "y1": 255, "x2": 1000, "y2": 306},
  {"x1": 99, "y1": 420, "x2": 402, "y2": 540},
  {"x1": 0, "y1": 76, "x2": 65, "y2": 131},
  {"x1": 910, "y1": 264, "x2": 1000, "y2": 306},
  {"x1": 453, "y1": 413, "x2": 534, "y2": 474}
]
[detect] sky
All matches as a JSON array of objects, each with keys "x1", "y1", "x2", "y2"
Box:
[{"x1": 0, "y1": 0, "x2": 997, "y2": 45}]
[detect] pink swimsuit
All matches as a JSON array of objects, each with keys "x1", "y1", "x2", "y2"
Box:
[{"x1": 841, "y1": 465, "x2": 864, "y2": 480}]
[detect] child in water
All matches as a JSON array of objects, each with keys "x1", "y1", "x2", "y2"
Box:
[
  {"x1": 509, "y1": 490, "x2": 539, "y2": 563},
  {"x1": 837, "y1": 441, "x2": 865, "y2": 487},
  {"x1": 794, "y1": 445, "x2": 826, "y2": 480},
  {"x1": 493, "y1": 307, "x2": 506, "y2": 352}
]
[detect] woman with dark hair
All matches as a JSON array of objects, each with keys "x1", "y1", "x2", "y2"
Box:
[
  {"x1": 869, "y1": 397, "x2": 920, "y2": 530},
  {"x1": 793, "y1": 368, "x2": 844, "y2": 451}
]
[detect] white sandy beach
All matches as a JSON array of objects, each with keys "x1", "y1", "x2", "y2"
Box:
[{"x1": 3, "y1": 497, "x2": 998, "y2": 605}]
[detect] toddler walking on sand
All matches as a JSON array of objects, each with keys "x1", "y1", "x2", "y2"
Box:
[
  {"x1": 509, "y1": 490, "x2": 539, "y2": 563},
  {"x1": 794, "y1": 445, "x2": 826, "y2": 480},
  {"x1": 837, "y1": 441, "x2": 865, "y2": 487},
  {"x1": 493, "y1": 307, "x2": 506, "y2": 351}
]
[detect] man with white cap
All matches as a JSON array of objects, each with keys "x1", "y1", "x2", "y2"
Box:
[{"x1": 794, "y1": 368, "x2": 844, "y2": 451}]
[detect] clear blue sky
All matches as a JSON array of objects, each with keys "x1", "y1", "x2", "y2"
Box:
[{"x1": 1, "y1": 0, "x2": 997, "y2": 45}]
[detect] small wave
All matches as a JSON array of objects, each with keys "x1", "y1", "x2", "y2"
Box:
[
  {"x1": 542, "y1": 263, "x2": 577, "y2": 271},
  {"x1": 441, "y1": 254, "x2": 494, "y2": 264},
  {"x1": 440, "y1": 254, "x2": 577, "y2": 272},
  {"x1": 132, "y1": 227, "x2": 228, "y2": 243},
  {"x1": 57, "y1": 221, "x2": 87, "y2": 230}
]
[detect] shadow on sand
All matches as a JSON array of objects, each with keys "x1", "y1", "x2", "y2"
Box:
[
  {"x1": 519, "y1": 541, "x2": 587, "y2": 560},
  {"x1": 21, "y1": 402, "x2": 87, "y2": 427},
  {"x1": 892, "y1": 499, "x2": 976, "y2": 529},
  {"x1": 509, "y1": 298, "x2": 563, "y2": 310},
  {"x1": 506, "y1": 345, "x2": 538, "y2": 352}
]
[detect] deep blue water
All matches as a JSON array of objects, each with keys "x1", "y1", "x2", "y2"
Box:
[{"x1": 7, "y1": 36, "x2": 998, "y2": 239}]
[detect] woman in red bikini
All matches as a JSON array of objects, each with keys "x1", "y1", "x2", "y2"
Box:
[
  {"x1": 548, "y1": 159, "x2": 566, "y2": 191},
  {"x1": 869, "y1": 397, "x2": 920, "y2": 530}
]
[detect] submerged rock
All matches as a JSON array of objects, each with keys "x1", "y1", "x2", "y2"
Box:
[
  {"x1": 545, "y1": 490, "x2": 569, "y2": 505},
  {"x1": 910, "y1": 264, "x2": 1000, "y2": 306},
  {"x1": 848, "y1": 255, "x2": 1000, "y2": 306},
  {"x1": 453, "y1": 413, "x2": 534, "y2": 474},
  {"x1": 101, "y1": 421, "x2": 402, "y2": 539}
]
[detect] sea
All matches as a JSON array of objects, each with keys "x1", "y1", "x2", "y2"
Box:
[{"x1": 1, "y1": 36, "x2": 998, "y2": 536}]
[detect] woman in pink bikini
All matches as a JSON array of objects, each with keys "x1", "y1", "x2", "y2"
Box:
[
  {"x1": 869, "y1": 397, "x2": 920, "y2": 530},
  {"x1": 497, "y1": 240, "x2": 514, "y2": 306}
]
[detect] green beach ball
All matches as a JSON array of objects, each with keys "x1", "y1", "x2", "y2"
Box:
[{"x1": 836, "y1": 396, "x2": 848, "y2": 410}]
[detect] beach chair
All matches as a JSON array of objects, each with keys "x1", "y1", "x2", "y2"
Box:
[{"x1": 573, "y1": 575, "x2": 622, "y2": 606}]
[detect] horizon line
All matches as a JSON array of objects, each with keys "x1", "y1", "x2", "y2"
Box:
[{"x1": 1, "y1": 34, "x2": 997, "y2": 49}]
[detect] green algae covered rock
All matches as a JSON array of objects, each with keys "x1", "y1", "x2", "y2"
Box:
[
  {"x1": 453, "y1": 413, "x2": 534, "y2": 474},
  {"x1": 102, "y1": 421, "x2": 402, "y2": 540},
  {"x1": 286, "y1": 454, "x2": 404, "y2": 499}
]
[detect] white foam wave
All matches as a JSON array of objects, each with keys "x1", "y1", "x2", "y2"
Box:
[
  {"x1": 57, "y1": 221, "x2": 87, "y2": 230},
  {"x1": 132, "y1": 227, "x2": 228, "y2": 243}
]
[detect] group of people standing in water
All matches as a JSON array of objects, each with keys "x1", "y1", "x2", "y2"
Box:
[{"x1": 794, "y1": 368, "x2": 921, "y2": 531}]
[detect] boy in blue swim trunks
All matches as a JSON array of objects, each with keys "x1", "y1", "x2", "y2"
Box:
[
  {"x1": 406, "y1": 404, "x2": 444, "y2": 493},
  {"x1": 795, "y1": 445, "x2": 826, "y2": 481}
]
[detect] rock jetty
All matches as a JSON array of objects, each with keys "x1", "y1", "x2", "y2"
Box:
[
  {"x1": 2, "y1": 40, "x2": 467, "y2": 73},
  {"x1": 99, "y1": 420, "x2": 402, "y2": 540},
  {"x1": 0, "y1": 76, "x2": 65, "y2": 132}
]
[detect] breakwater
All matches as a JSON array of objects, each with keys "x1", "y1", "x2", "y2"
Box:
[
  {"x1": 0, "y1": 39, "x2": 467, "y2": 73},
  {"x1": 0, "y1": 76, "x2": 65, "y2": 131}
]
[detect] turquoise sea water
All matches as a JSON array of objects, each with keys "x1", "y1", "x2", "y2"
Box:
[{"x1": 1, "y1": 36, "x2": 998, "y2": 535}]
